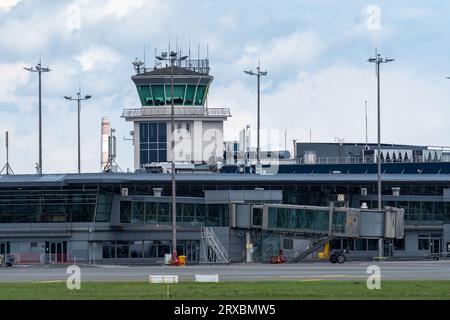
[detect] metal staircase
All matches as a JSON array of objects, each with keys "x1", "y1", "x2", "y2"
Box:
[
  {"x1": 200, "y1": 227, "x2": 230, "y2": 264},
  {"x1": 291, "y1": 234, "x2": 336, "y2": 263}
]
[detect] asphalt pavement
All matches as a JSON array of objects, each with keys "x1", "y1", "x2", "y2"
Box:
[{"x1": 0, "y1": 260, "x2": 449, "y2": 282}]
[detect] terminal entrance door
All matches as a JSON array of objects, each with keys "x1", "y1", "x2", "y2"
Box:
[
  {"x1": 0, "y1": 242, "x2": 10, "y2": 256},
  {"x1": 45, "y1": 241, "x2": 67, "y2": 263},
  {"x1": 431, "y1": 237, "x2": 442, "y2": 255}
]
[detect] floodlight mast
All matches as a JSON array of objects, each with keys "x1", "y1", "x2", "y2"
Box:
[
  {"x1": 24, "y1": 60, "x2": 51, "y2": 174},
  {"x1": 154, "y1": 51, "x2": 188, "y2": 265},
  {"x1": 367, "y1": 52, "x2": 394, "y2": 258},
  {"x1": 64, "y1": 89, "x2": 92, "y2": 174},
  {"x1": 244, "y1": 61, "x2": 267, "y2": 171}
]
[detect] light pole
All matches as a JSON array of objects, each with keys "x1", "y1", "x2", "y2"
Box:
[
  {"x1": 244, "y1": 62, "x2": 267, "y2": 171},
  {"x1": 368, "y1": 52, "x2": 394, "y2": 258},
  {"x1": 156, "y1": 51, "x2": 188, "y2": 264},
  {"x1": 64, "y1": 90, "x2": 92, "y2": 173},
  {"x1": 24, "y1": 60, "x2": 51, "y2": 174}
]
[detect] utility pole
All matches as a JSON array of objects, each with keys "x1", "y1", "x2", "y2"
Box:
[
  {"x1": 156, "y1": 51, "x2": 188, "y2": 264},
  {"x1": 24, "y1": 60, "x2": 51, "y2": 174},
  {"x1": 64, "y1": 90, "x2": 92, "y2": 173},
  {"x1": 244, "y1": 62, "x2": 267, "y2": 171},
  {"x1": 368, "y1": 51, "x2": 394, "y2": 258}
]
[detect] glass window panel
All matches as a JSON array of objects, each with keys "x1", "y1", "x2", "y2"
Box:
[
  {"x1": 165, "y1": 85, "x2": 186, "y2": 105},
  {"x1": 120, "y1": 201, "x2": 132, "y2": 223},
  {"x1": 143, "y1": 241, "x2": 157, "y2": 258},
  {"x1": 130, "y1": 241, "x2": 143, "y2": 258},
  {"x1": 434, "y1": 202, "x2": 444, "y2": 221},
  {"x1": 184, "y1": 85, "x2": 196, "y2": 105},
  {"x1": 158, "y1": 203, "x2": 171, "y2": 224},
  {"x1": 151, "y1": 85, "x2": 165, "y2": 105},
  {"x1": 194, "y1": 85, "x2": 206, "y2": 105},
  {"x1": 418, "y1": 238, "x2": 430, "y2": 251},
  {"x1": 195, "y1": 204, "x2": 206, "y2": 223},
  {"x1": 132, "y1": 202, "x2": 144, "y2": 223},
  {"x1": 182, "y1": 203, "x2": 195, "y2": 223},
  {"x1": 368, "y1": 239, "x2": 378, "y2": 250},
  {"x1": 409, "y1": 202, "x2": 421, "y2": 221},
  {"x1": 140, "y1": 123, "x2": 149, "y2": 143},
  {"x1": 252, "y1": 208, "x2": 263, "y2": 226},
  {"x1": 102, "y1": 245, "x2": 115, "y2": 259},
  {"x1": 138, "y1": 85, "x2": 153, "y2": 106},
  {"x1": 421, "y1": 202, "x2": 433, "y2": 221},
  {"x1": 145, "y1": 202, "x2": 157, "y2": 223},
  {"x1": 116, "y1": 244, "x2": 129, "y2": 258},
  {"x1": 149, "y1": 123, "x2": 157, "y2": 142},
  {"x1": 355, "y1": 239, "x2": 367, "y2": 251}
]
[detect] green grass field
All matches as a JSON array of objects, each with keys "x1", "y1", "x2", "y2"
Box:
[{"x1": 0, "y1": 281, "x2": 449, "y2": 300}]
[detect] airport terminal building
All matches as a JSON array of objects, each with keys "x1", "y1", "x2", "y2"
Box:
[{"x1": 1, "y1": 53, "x2": 449, "y2": 265}]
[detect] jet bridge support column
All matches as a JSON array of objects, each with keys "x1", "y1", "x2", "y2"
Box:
[
  {"x1": 328, "y1": 202, "x2": 334, "y2": 235},
  {"x1": 245, "y1": 230, "x2": 253, "y2": 263}
]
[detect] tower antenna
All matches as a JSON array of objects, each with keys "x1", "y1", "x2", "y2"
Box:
[
  {"x1": 1, "y1": 131, "x2": 14, "y2": 175},
  {"x1": 188, "y1": 37, "x2": 191, "y2": 60},
  {"x1": 144, "y1": 44, "x2": 146, "y2": 68},
  {"x1": 365, "y1": 100, "x2": 368, "y2": 146}
]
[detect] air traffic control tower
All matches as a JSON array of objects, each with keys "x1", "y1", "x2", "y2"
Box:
[{"x1": 122, "y1": 50, "x2": 231, "y2": 170}]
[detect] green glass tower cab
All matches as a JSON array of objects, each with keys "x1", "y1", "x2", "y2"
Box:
[{"x1": 122, "y1": 51, "x2": 231, "y2": 169}]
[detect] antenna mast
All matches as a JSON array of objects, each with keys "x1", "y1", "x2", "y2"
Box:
[
  {"x1": 365, "y1": 100, "x2": 368, "y2": 146},
  {"x1": 1, "y1": 131, "x2": 14, "y2": 175}
]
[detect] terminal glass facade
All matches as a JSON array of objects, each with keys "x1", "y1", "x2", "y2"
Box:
[
  {"x1": 119, "y1": 200, "x2": 229, "y2": 227},
  {"x1": 0, "y1": 188, "x2": 113, "y2": 223}
]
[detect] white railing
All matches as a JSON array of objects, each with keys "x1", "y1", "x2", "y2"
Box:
[
  {"x1": 122, "y1": 107, "x2": 231, "y2": 118},
  {"x1": 200, "y1": 227, "x2": 230, "y2": 264},
  {"x1": 298, "y1": 155, "x2": 450, "y2": 165}
]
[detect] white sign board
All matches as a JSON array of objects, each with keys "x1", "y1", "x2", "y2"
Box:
[
  {"x1": 149, "y1": 275, "x2": 178, "y2": 284},
  {"x1": 195, "y1": 274, "x2": 219, "y2": 283}
]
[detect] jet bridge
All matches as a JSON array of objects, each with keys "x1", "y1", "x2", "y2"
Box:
[{"x1": 230, "y1": 202, "x2": 404, "y2": 262}]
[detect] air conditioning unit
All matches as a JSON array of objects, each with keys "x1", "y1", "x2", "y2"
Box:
[{"x1": 361, "y1": 188, "x2": 368, "y2": 196}]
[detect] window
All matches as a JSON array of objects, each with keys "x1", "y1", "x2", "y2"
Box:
[
  {"x1": 393, "y1": 239, "x2": 405, "y2": 250},
  {"x1": 330, "y1": 238, "x2": 342, "y2": 250},
  {"x1": 130, "y1": 241, "x2": 143, "y2": 258},
  {"x1": 418, "y1": 235, "x2": 430, "y2": 251},
  {"x1": 137, "y1": 85, "x2": 153, "y2": 106},
  {"x1": 282, "y1": 238, "x2": 293, "y2": 250},
  {"x1": 447, "y1": 242, "x2": 450, "y2": 252},
  {"x1": 368, "y1": 239, "x2": 378, "y2": 250},
  {"x1": 355, "y1": 239, "x2": 367, "y2": 251},
  {"x1": 252, "y1": 208, "x2": 263, "y2": 226},
  {"x1": 151, "y1": 85, "x2": 165, "y2": 105},
  {"x1": 184, "y1": 85, "x2": 196, "y2": 105},
  {"x1": 120, "y1": 201, "x2": 132, "y2": 223},
  {"x1": 165, "y1": 85, "x2": 186, "y2": 105},
  {"x1": 194, "y1": 85, "x2": 206, "y2": 105},
  {"x1": 139, "y1": 123, "x2": 167, "y2": 166}
]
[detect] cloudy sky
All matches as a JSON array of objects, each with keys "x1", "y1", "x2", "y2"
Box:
[{"x1": 0, "y1": 0, "x2": 449, "y2": 173}]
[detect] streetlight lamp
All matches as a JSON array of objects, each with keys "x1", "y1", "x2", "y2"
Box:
[
  {"x1": 24, "y1": 60, "x2": 51, "y2": 174},
  {"x1": 155, "y1": 51, "x2": 188, "y2": 264},
  {"x1": 64, "y1": 90, "x2": 92, "y2": 174},
  {"x1": 244, "y1": 62, "x2": 267, "y2": 172},
  {"x1": 367, "y1": 52, "x2": 394, "y2": 258}
]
